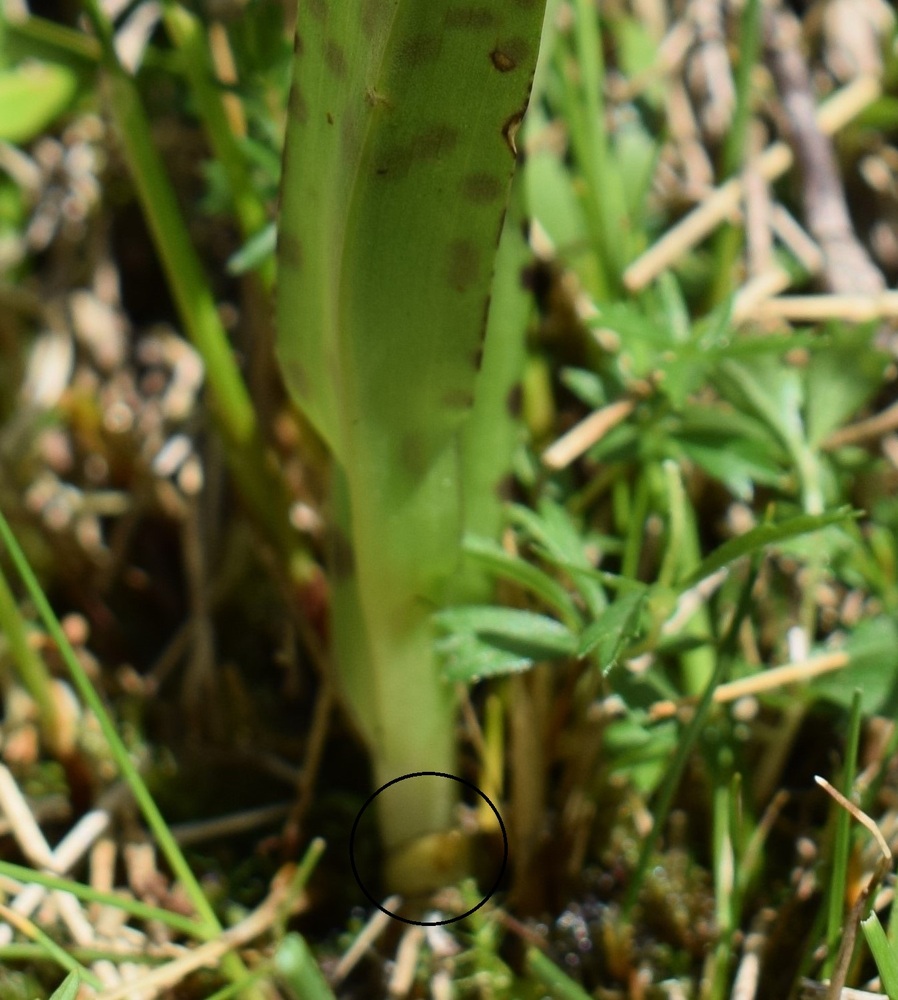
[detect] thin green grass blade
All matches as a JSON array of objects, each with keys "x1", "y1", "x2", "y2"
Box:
[
  {"x1": 47, "y1": 972, "x2": 83, "y2": 1000},
  {"x1": 0, "y1": 564, "x2": 60, "y2": 751},
  {"x1": 160, "y1": 0, "x2": 275, "y2": 290},
  {"x1": 862, "y1": 912, "x2": 898, "y2": 1000},
  {"x1": 0, "y1": 860, "x2": 207, "y2": 938},
  {"x1": 0, "y1": 508, "x2": 221, "y2": 939},
  {"x1": 823, "y1": 689, "x2": 863, "y2": 979},
  {"x1": 525, "y1": 947, "x2": 594, "y2": 1000}
]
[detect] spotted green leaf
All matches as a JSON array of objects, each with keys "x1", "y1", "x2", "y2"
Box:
[{"x1": 276, "y1": 2, "x2": 546, "y2": 861}]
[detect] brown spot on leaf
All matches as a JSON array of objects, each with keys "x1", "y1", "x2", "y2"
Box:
[
  {"x1": 365, "y1": 87, "x2": 391, "y2": 108},
  {"x1": 342, "y1": 113, "x2": 361, "y2": 158},
  {"x1": 327, "y1": 111, "x2": 334, "y2": 125},
  {"x1": 281, "y1": 359, "x2": 309, "y2": 398},
  {"x1": 495, "y1": 473, "x2": 516, "y2": 501},
  {"x1": 375, "y1": 124, "x2": 458, "y2": 180},
  {"x1": 490, "y1": 49, "x2": 516, "y2": 72},
  {"x1": 400, "y1": 433, "x2": 428, "y2": 477},
  {"x1": 401, "y1": 32, "x2": 441, "y2": 66},
  {"x1": 461, "y1": 172, "x2": 504, "y2": 203},
  {"x1": 288, "y1": 84, "x2": 308, "y2": 125},
  {"x1": 278, "y1": 231, "x2": 303, "y2": 270},
  {"x1": 471, "y1": 345, "x2": 484, "y2": 371},
  {"x1": 493, "y1": 205, "x2": 509, "y2": 249},
  {"x1": 362, "y1": 0, "x2": 381, "y2": 34},
  {"x1": 445, "y1": 6, "x2": 499, "y2": 29},
  {"x1": 281, "y1": 356, "x2": 309, "y2": 397},
  {"x1": 418, "y1": 124, "x2": 460, "y2": 159},
  {"x1": 442, "y1": 388, "x2": 475, "y2": 409},
  {"x1": 281, "y1": 133, "x2": 294, "y2": 176},
  {"x1": 506, "y1": 383, "x2": 523, "y2": 418},
  {"x1": 481, "y1": 293, "x2": 492, "y2": 331},
  {"x1": 325, "y1": 40, "x2": 348, "y2": 77},
  {"x1": 373, "y1": 143, "x2": 412, "y2": 182},
  {"x1": 498, "y1": 36, "x2": 531, "y2": 69},
  {"x1": 446, "y1": 239, "x2": 480, "y2": 292},
  {"x1": 293, "y1": 33, "x2": 304, "y2": 56}
]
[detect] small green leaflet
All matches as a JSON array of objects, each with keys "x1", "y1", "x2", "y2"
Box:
[
  {"x1": 47, "y1": 973, "x2": 80, "y2": 1000},
  {"x1": 275, "y1": 934, "x2": 337, "y2": 1000},
  {"x1": 436, "y1": 606, "x2": 578, "y2": 683},
  {"x1": 577, "y1": 589, "x2": 646, "y2": 671}
]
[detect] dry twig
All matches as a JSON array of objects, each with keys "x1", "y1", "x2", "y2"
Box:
[{"x1": 763, "y1": 4, "x2": 885, "y2": 296}]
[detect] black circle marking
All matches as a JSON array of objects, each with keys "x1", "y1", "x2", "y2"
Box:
[{"x1": 349, "y1": 770, "x2": 508, "y2": 926}]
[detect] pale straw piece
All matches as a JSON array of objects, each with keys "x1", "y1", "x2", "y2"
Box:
[
  {"x1": 624, "y1": 76, "x2": 881, "y2": 291},
  {"x1": 333, "y1": 896, "x2": 403, "y2": 985}
]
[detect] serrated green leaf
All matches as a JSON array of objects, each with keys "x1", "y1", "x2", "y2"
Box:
[
  {"x1": 804, "y1": 332, "x2": 888, "y2": 447},
  {"x1": 681, "y1": 506, "x2": 859, "y2": 588},
  {"x1": 437, "y1": 629, "x2": 532, "y2": 683},
  {"x1": 436, "y1": 605, "x2": 578, "y2": 660},
  {"x1": 811, "y1": 618, "x2": 898, "y2": 715},
  {"x1": 462, "y1": 534, "x2": 580, "y2": 624},
  {"x1": 509, "y1": 500, "x2": 606, "y2": 616},
  {"x1": 675, "y1": 436, "x2": 786, "y2": 498},
  {"x1": 578, "y1": 589, "x2": 646, "y2": 669}
]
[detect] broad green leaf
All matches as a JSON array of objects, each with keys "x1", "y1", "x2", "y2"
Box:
[
  {"x1": 275, "y1": 1, "x2": 547, "y2": 856},
  {"x1": 0, "y1": 62, "x2": 79, "y2": 143},
  {"x1": 714, "y1": 355, "x2": 829, "y2": 511},
  {"x1": 611, "y1": 16, "x2": 662, "y2": 86},
  {"x1": 277, "y1": 4, "x2": 546, "y2": 465},
  {"x1": 437, "y1": 601, "x2": 582, "y2": 683},
  {"x1": 604, "y1": 718, "x2": 678, "y2": 793},
  {"x1": 681, "y1": 506, "x2": 859, "y2": 588},
  {"x1": 456, "y1": 179, "x2": 533, "y2": 572}
]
